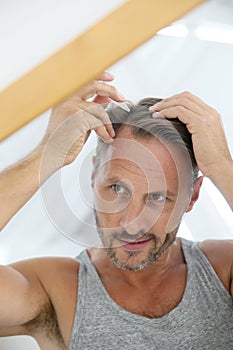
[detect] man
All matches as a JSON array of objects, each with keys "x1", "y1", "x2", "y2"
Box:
[{"x1": 0, "y1": 72, "x2": 232, "y2": 349}]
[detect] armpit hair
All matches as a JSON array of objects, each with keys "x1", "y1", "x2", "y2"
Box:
[{"x1": 24, "y1": 301, "x2": 66, "y2": 349}]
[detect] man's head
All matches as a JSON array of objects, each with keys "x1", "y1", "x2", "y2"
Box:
[{"x1": 91, "y1": 98, "x2": 202, "y2": 271}]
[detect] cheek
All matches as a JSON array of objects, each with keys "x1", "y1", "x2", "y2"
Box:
[
  {"x1": 96, "y1": 210, "x2": 122, "y2": 229},
  {"x1": 155, "y1": 201, "x2": 185, "y2": 232},
  {"x1": 149, "y1": 202, "x2": 182, "y2": 232},
  {"x1": 150, "y1": 209, "x2": 170, "y2": 231}
]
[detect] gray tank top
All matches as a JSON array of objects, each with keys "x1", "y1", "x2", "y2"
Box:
[{"x1": 70, "y1": 238, "x2": 233, "y2": 350}]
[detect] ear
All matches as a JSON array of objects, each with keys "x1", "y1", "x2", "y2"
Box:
[
  {"x1": 185, "y1": 176, "x2": 203, "y2": 213},
  {"x1": 91, "y1": 156, "x2": 96, "y2": 187}
]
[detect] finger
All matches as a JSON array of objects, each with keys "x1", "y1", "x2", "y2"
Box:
[
  {"x1": 149, "y1": 91, "x2": 212, "y2": 112},
  {"x1": 96, "y1": 71, "x2": 115, "y2": 82},
  {"x1": 83, "y1": 111, "x2": 114, "y2": 142},
  {"x1": 86, "y1": 104, "x2": 115, "y2": 137},
  {"x1": 93, "y1": 95, "x2": 111, "y2": 106},
  {"x1": 67, "y1": 100, "x2": 115, "y2": 138},
  {"x1": 150, "y1": 96, "x2": 204, "y2": 116},
  {"x1": 95, "y1": 81, "x2": 125, "y2": 101},
  {"x1": 77, "y1": 81, "x2": 125, "y2": 102},
  {"x1": 94, "y1": 125, "x2": 114, "y2": 143},
  {"x1": 152, "y1": 106, "x2": 201, "y2": 132}
]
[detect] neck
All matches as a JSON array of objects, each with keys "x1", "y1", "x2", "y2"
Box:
[{"x1": 88, "y1": 238, "x2": 181, "y2": 288}]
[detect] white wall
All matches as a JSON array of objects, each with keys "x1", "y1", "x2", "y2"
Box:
[{"x1": 0, "y1": 336, "x2": 40, "y2": 350}]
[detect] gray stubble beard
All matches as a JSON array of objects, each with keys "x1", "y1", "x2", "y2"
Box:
[{"x1": 94, "y1": 209, "x2": 177, "y2": 272}]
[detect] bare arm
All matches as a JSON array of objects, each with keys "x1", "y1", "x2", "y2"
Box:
[
  {"x1": 0, "y1": 148, "x2": 49, "y2": 230},
  {"x1": 0, "y1": 261, "x2": 48, "y2": 330},
  {"x1": 0, "y1": 72, "x2": 125, "y2": 230},
  {"x1": 207, "y1": 159, "x2": 233, "y2": 210},
  {"x1": 198, "y1": 240, "x2": 233, "y2": 298},
  {"x1": 0, "y1": 257, "x2": 79, "y2": 349}
]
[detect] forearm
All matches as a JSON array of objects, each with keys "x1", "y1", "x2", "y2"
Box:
[
  {"x1": 0, "y1": 147, "x2": 60, "y2": 230},
  {"x1": 0, "y1": 75, "x2": 123, "y2": 231},
  {"x1": 209, "y1": 159, "x2": 233, "y2": 210}
]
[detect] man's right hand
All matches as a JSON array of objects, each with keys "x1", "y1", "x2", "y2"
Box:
[
  {"x1": 0, "y1": 72, "x2": 125, "y2": 230},
  {"x1": 39, "y1": 72, "x2": 125, "y2": 167}
]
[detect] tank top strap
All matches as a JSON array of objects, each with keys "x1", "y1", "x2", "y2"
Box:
[
  {"x1": 70, "y1": 250, "x2": 89, "y2": 350},
  {"x1": 180, "y1": 237, "x2": 232, "y2": 304}
]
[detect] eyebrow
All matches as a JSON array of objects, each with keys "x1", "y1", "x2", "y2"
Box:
[
  {"x1": 105, "y1": 177, "x2": 177, "y2": 197},
  {"x1": 148, "y1": 190, "x2": 176, "y2": 198}
]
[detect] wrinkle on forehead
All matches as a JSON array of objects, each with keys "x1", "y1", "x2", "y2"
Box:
[
  {"x1": 96, "y1": 125, "x2": 193, "y2": 193},
  {"x1": 104, "y1": 138, "x2": 175, "y2": 170},
  {"x1": 101, "y1": 160, "x2": 168, "y2": 189},
  {"x1": 98, "y1": 136, "x2": 178, "y2": 185}
]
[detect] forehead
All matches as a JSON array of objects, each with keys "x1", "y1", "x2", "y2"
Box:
[{"x1": 97, "y1": 126, "x2": 189, "y2": 188}]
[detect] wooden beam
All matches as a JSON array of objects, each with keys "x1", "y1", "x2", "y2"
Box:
[{"x1": 0, "y1": 0, "x2": 205, "y2": 141}]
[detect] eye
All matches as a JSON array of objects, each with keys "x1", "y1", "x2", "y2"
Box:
[
  {"x1": 148, "y1": 193, "x2": 166, "y2": 202},
  {"x1": 111, "y1": 184, "x2": 127, "y2": 194}
]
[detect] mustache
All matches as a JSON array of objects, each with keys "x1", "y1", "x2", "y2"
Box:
[{"x1": 112, "y1": 230, "x2": 156, "y2": 242}]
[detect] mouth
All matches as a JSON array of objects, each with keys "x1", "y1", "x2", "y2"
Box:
[{"x1": 116, "y1": 237, "x2": 154, "y2": 251}]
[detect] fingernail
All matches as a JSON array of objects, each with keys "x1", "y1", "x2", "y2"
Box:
[
  {"x1": 110, "y1": 129, "x2": 115, "y2": 137},
  {"x1": 150, "y1": 104, "x2": 161, "y2": 111},
  {"x1": 148, "y1": 105, "x2": 158, "y2": 112},
  {"x1": 106, "y1": 72, "x2": 114, "y2": 79},
  {"x1": 118, "y1": 92, "x2": 126, "y2": 100},
  {"x1": 105, "y1": 138, "x2": 114, "y2": 144},
  {"x1": 149, "y1": 106, "x2": 156, "y2": 111},
  {"x1": 152, "y1": 112, "x2": 164, "y2": 118}
]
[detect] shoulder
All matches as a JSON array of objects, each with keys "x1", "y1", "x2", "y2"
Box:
[
  {"x1": 10, "y1": 255, "x2": 80, "y2": 288},
  {"x1": 10, "y1": 255, "x2": 81, "y2": 318},
  {"x1": 10, "y1": 256, "x2": 81, "y2": 346},
  {"x1": 31, "y1": 256, "x2": 80, "y2": 311},
  {"x1": 198, "y1": 239, "x2": 233, "y2": 263},
  {"x1": 198, "y1": 239, "x2": 233, "y2": 294}
]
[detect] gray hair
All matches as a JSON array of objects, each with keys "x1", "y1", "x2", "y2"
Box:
[{"x1": 95, "y1": 98, "x2": 199, "y2": 183}]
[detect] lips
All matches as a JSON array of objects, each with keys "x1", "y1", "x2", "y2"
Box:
[
  {"x1": 120, "y1": 238, "x2": 149, "y2": 244},
  {"x1": 117, "y1": 237, "x2": 153, "y2": 251}
]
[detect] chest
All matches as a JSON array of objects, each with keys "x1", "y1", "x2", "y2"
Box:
[{"x1": 103, "y1": 266, "x2": 187, "y2": 318}]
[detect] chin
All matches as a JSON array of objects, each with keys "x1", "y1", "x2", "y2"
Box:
[
  {"x1": 104, "y1": 231, "x2": 177, "y2": 271},
  {"x1": 104, "y1": 244, "x2": 164, "y2": 272}
]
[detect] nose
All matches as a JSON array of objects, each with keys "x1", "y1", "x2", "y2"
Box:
[{"x1": 119, "y1": 200, "x2": 151, "y2": 235}]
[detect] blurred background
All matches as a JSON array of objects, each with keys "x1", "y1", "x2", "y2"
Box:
[{"x1": 0, "y1": 0, "x2": 233, "y2": 348}]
